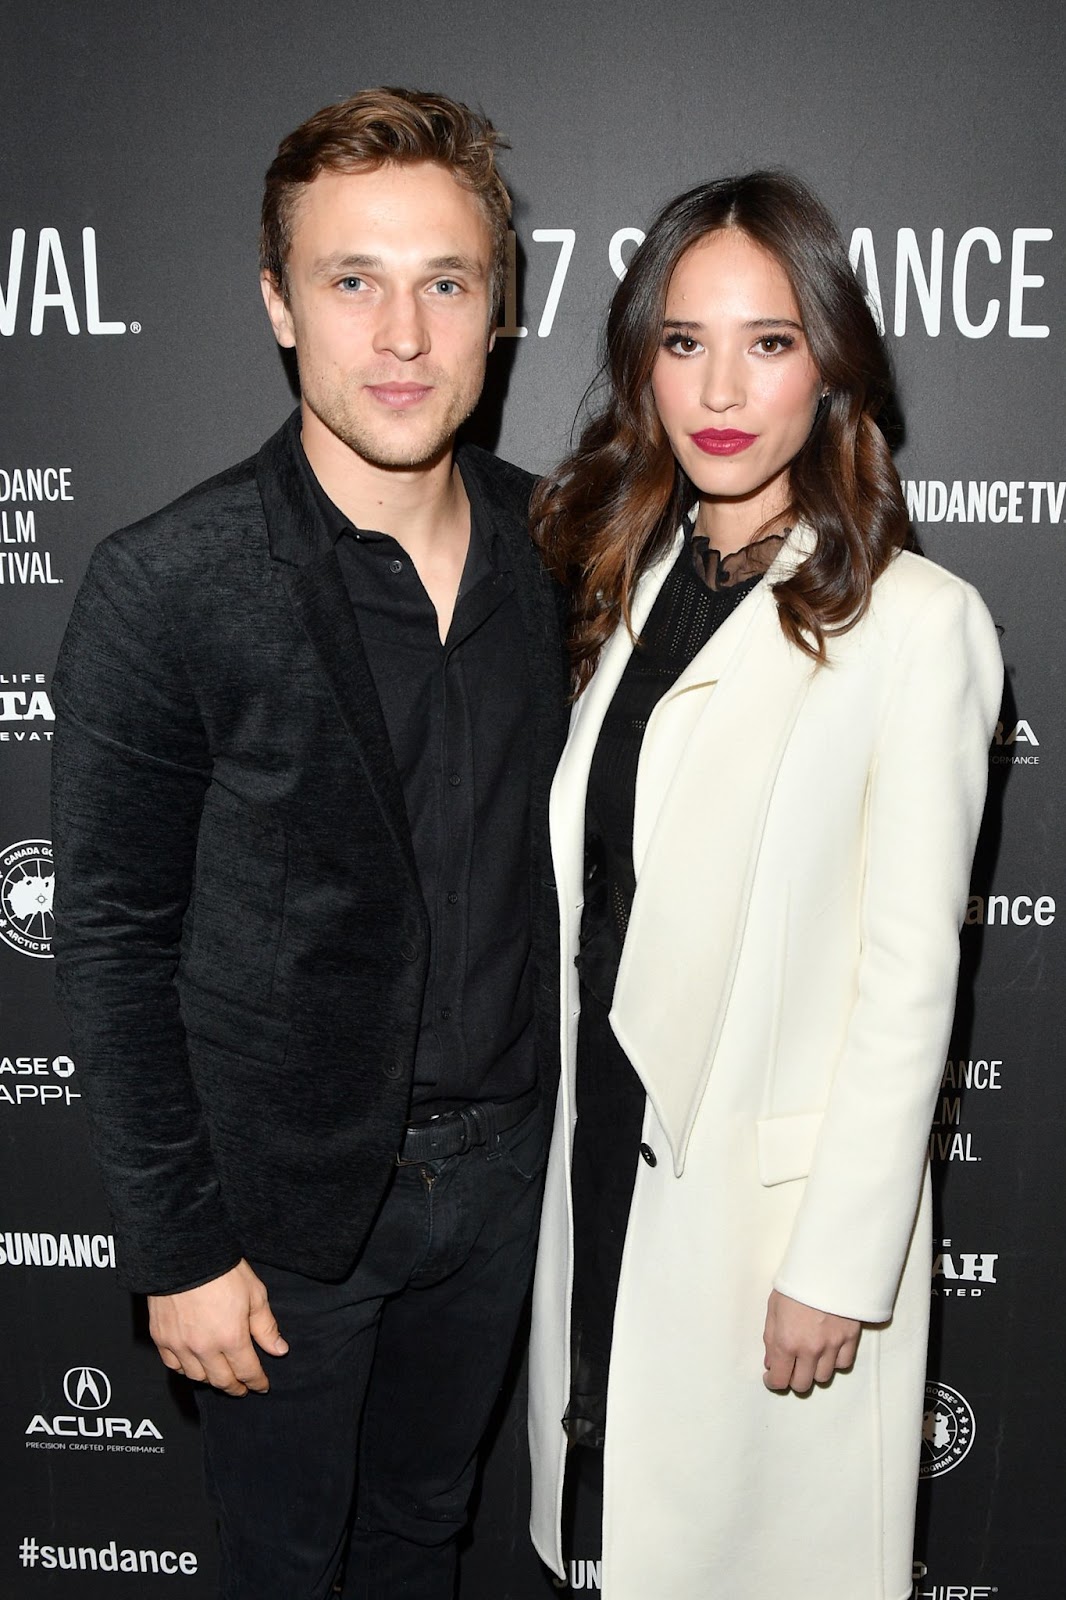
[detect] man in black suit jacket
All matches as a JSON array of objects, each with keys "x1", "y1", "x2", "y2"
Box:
[{"x1": 51, "y1": 88, "x2": 568, "y2": 1600}]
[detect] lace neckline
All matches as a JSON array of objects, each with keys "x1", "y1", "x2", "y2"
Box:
[{"x1": 688, "y1": 528, "x2": 788, "y2": 592}]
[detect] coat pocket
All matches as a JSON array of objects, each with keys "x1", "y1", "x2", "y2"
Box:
[{"x1": 755, "y1": 1110, "x2": 824, "y2": 1186}]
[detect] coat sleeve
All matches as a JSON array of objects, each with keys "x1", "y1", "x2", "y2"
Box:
[
  {"x1": 771, "y1": 573, "x2": 1003, "y2": 1322},
  {"x1": 51, "y1": 535, "x2": 242, "y2": 1296}
]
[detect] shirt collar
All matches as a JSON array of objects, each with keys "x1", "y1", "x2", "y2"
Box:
[{"x1": 293, "y1": 430, "x2": 507, "y2": 581}]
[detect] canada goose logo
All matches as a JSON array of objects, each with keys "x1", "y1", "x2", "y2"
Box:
[
  {"x1": 920, "y1": 1382, "x2": 975, "y2": 1479},
  {"x1": 0, "y1": 839, "x2": 54, "y2": 958}
]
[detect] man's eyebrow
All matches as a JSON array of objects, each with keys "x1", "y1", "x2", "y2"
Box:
[
  {"x1": 311, "y1": 253, "x2": 383, "y2": 278},
  {"x1": 425, "y1": 255, "x2": 485, "y2": 275},
  {"x1": 310, "y1": 252, "x2": 486, "y2": 279}
]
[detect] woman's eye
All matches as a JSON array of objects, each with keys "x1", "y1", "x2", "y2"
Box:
[
  {"x1": 665, "y1": 333, "x2": 701, "y2": 355},
  {"x1": 756, "y1": 334, "x2": 795, "y2": 354}
]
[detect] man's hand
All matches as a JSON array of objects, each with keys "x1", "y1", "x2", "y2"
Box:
[
  {"x1": 148, "y1": 1259, "x2": 288, "y2": 1396},
  {"x1": 762, "y1": 1288, "x2": 861, "y2": 1394}
]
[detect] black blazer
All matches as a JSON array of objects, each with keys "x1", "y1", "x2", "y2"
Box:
[{"x1": 51, "y1": 413, "x2": 569, "y2": 1295}]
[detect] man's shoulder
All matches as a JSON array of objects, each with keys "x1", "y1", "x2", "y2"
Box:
[
  {"x1": 457, "y1": 442, "x2": 537, "y2": 516},
  {"x1": 101, "y1": 449, "x2": 264, "y2": 573}
]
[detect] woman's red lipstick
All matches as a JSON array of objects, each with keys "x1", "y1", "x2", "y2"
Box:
[{"x1": 690, "y1": 428, "x2": 757, "y2": 455}]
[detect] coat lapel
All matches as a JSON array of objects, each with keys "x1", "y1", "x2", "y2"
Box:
[
  {"x1": 611, "y1": 529, "x2": 818, "y2": 1175},
  {"x1": 548, "y1": 530, "x2": 685, "y2": 917}
]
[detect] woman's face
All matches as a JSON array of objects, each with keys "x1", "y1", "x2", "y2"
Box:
[{"x1": 650, "y1": 228, "x2": 823, "y2": 534}]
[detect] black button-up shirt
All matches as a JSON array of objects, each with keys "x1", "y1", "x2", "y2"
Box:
[{"x1": 297, "y1": 442, "x2": 536, "y2": 1116}]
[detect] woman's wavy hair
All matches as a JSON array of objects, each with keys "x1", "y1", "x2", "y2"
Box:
[{"x1": 531, "y1": 171, "x2": 910, "y2": 690}]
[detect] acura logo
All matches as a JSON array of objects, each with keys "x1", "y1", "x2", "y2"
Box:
[{"x1": 62, "y1": 1366, "x2": 111, "y2": 1411}]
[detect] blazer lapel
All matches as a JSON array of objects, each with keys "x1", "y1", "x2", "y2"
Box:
[
  {"x1": 283, "y1": 553, "x2": 420, "y2": 885},
  {"x1": 256, "y1": 414, "x2": 420, "y2": 887},
  {"x1": 611, "y1": 526, "x2": 818, "y2": 1174}
]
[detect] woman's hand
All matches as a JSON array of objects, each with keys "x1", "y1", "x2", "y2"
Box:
[{"x1": 762, "y1": 1288, "x2": 861, "y2": 1393}]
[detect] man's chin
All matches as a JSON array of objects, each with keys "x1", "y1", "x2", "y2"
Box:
[
  {"x1": 320, "y1": 402, "x2": 475, "y2": 473},
  {"x1": 356, "y1": 437, "x2": 455, "y2": 472}
]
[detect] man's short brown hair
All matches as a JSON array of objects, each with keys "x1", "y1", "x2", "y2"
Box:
[{"x1": 260, "y1": 86, "x2": 511, "y2": 314}]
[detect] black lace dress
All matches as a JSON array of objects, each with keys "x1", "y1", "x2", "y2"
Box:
[{"x1": 564, "y1": 527, "x2": 784, "y2": 1450}]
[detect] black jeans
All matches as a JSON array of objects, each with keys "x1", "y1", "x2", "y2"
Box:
[{"x1": 195, "y1": 1107, "x2": 547, "y2": 1600}]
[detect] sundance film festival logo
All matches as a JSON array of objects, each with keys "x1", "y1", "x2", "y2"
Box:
[
  {"x1": 0, "y1": 840, "x2": 53, "y2": 957},
  {"x1": 494, "y1": 221, "x2": 1055, "y2": 343},
  {"x1": 1, "y1": 227, "x2": 134, "y2": 337},
  {"x1": 920, "y1": 1382, "x2": 975, "y2": 1480},
  {"x1": 0, "y1": 1231, "x2": 115, "y2": 1268},
  {"x1": 25, "y1": 1364, "x2": 165, "y2": 1452}
]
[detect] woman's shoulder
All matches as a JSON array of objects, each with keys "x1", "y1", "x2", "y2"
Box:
[
  {"x1": 852, "y1": 550, "x2": 1001, "y2": 698},
  {"x1": 869, "y1": 547, "x2": 994, "y2": 628}
]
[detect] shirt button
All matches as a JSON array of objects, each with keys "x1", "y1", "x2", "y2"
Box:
[
  {"x1": 448, "y1": 773, "x2": 461, "y2": 787},
  {"x1": 447, "y1": 891, "x2": 458, "y2": 905},
  {"x1": 389, "y1": 558, "x2": 403, "y2": 574},
  {"x1": 399, "y1": 939, "x2": 418, "y2": 962},
  {"x1": 439, "y1": 1007, "x2": 452, "y2": 1021},
  {"x1": 639, "y1": 1143, "x2": 657, "y2": 1168}
]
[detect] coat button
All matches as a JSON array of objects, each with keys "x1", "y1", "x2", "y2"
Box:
[
  {"x1": 399, "y1": 939, "x2": 418, "y2": 962},
  {"x1": 639, "y1": 1142, "x2": 657, "y2": 1167},
  {"x1": 384, "y1": 1059, "x2": 403, "y2": 1079}
]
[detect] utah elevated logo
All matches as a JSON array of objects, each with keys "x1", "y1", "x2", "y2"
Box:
[{"x1": 0, "y1": 839, "x2": 54, "y2": 958}]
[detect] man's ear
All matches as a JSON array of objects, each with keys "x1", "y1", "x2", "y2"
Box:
[{"x1": 260, "y1": 271, "x2": 296, "y2": 349}]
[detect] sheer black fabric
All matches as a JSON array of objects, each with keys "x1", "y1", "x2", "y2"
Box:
[{"x1": 565, "y1": 528, "x2": 783, "y2": 1448}]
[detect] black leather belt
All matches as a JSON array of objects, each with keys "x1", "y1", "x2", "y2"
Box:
[{"x1": 397, "y1": 1086, "x2": 539, "y2": 1164}]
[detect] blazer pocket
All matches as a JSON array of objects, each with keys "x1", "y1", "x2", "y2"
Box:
[
  {"x1": 180, "y1": 984, "x2": 290, "y2": 1065},
  {"x1": 755, "y1": 1111, "x2": 824, "y2": 1186}
]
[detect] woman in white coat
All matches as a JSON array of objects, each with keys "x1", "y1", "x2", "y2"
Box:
[{"x1": 527, "y1": 172, "x2": 1002, "y2": 1600}]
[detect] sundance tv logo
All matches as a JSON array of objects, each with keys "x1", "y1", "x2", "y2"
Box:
[
  {"x1": 0, "y1": 839, "x2": 54, "y2": 958},
  {"x1": 25, "y1": 1364, "x2": 165, "y2": 1453}
]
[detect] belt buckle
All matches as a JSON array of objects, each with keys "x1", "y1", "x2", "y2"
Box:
[{"x1": 457, "y1": 1103, "x2": 483, "y2": 1153}]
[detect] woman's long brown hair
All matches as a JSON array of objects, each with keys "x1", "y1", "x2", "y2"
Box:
[{"x1": 531, "y1": 172, "x2": 910, "y2": 691}]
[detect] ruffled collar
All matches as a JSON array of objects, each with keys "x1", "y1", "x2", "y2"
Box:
[{"x1": 688, "y1": 524, "x2": 789, "y2": 592}]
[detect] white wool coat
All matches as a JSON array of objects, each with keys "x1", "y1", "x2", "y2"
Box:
[{"x1": 528, "y1": 527, "x2": 1002, "y2": 1600}]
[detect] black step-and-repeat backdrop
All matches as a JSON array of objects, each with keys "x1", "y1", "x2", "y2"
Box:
[{"x1": 2, "y1": 2, "x2": 1063, "y2": 1595}]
